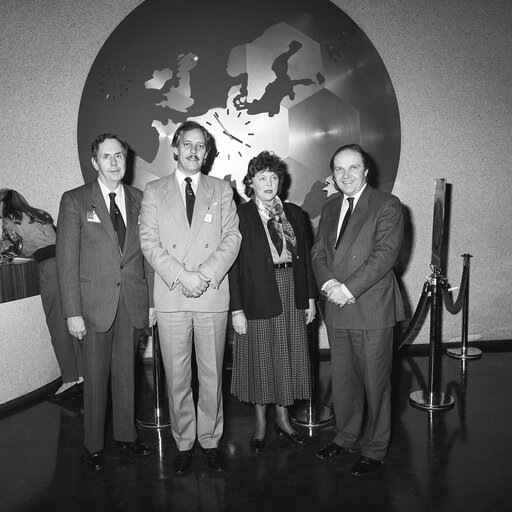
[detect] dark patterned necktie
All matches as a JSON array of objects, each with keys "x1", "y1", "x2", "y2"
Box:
[
  {"x1": 334, "y1": 196, "x2": 354, "y2": 250},
  {"x1": 185, "y1": 177, "x2": 195, "y2": 226},
  {"x1": 109, "y1": 192, "x2": 126, "y2": 251}
]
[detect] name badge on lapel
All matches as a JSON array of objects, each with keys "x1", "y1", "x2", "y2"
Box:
[
  {"x1": 87, "y1": 210, "x2": 101, "y2": 223},
  {"x1": 204, "y1": 213, "x2": 213, "y2": 223}
]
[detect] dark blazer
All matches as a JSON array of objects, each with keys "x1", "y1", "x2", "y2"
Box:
[
  {"x1": 56, "y1": 180, "x2": 153, "y2": 332},
  {"x1": 311, "y1": 185, "x2": 404, "y2": 330},
  {"x1": 229, "y1": 200, "x2": 316, "y2": 320}
]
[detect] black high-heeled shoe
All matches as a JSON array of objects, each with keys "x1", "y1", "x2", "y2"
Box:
[
  {"x1": 249, "y1": 437, "x2": 265, "y2": 453},
  {"x1": 274, "y1": 423, "x2": 306, "y2": 446}
]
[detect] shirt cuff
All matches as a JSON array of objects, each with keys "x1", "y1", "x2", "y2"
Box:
[
  {"x1": 174, "y1": 267, "x2": 186, "y2": 285},
  {"x1": 340, "y1": 283, "x2": 354, "y2": 299},
  {"x1": 322, "y1": 279, "x2": 339, "y2": 293}
]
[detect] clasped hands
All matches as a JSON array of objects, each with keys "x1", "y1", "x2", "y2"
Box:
[
  {"x1": 325, "y1": 282, "x2": 355, "y2": 308},
  {"x1": 179, "y1": 269, "x2": 211, "y2": 298}
]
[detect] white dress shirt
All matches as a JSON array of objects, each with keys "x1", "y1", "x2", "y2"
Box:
[
  {"x1": 324, "y1": 183, "x2": 368, "y2": 300},
  {"x1": 97, "y1": 178, "x2": 127, "y2": 224},
  {"x1": 175, "y1": 168, "x2": 201, "y2": 209}
]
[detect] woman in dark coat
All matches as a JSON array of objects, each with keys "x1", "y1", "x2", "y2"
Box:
[{"x1": 229, "y1": 151, "x2": 316, "y2": 452}]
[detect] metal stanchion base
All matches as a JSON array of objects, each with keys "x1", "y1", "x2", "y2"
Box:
[
  {"x1": 446, "y1": 346, "x2": 482, "y2": 360},
  {"x1": 409, "y1": 390, "x2": 454, "y2": 410},
  {"x1": 136, "y1": 407, "x2": 171, "y2": 429},
  {"x1": 290, "y1": 401, "x2": 333, "y2": 428}
]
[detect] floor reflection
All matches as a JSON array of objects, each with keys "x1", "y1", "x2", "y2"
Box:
[{"x1": 1, "y1": 348, "x2": 512, "y2": 511}]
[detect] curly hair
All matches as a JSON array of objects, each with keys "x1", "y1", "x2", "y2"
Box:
[{"x1": 243, "y1": 151, "x2": 287, "y2": 197}]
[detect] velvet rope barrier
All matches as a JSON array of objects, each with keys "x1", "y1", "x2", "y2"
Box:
[
  {"x1": 446, "y1": 254, "x2": 481, "y2": 360},
  {"x1": 398, "y1": 280, "x2": 431, "y2": 350},
  {"x1": 441, "y1": 259, "x2": 470, "y2": 315}
]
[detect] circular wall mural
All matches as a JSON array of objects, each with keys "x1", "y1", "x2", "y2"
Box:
[{"x1": 78, "y1": 0, "x2": 400, "y2": 223}]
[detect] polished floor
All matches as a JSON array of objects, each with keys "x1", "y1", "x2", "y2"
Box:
[{"x1": 1, "y1": 344, "x2": 511, "y2": 512}]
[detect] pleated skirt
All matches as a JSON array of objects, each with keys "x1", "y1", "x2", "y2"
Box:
[{"x1": 231, "y1": 267, "x2": 312, "y2": 406}]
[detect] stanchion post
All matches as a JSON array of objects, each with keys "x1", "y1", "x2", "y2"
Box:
[
  {"x1": 447, "y1": 254, "x2": 481, "y2": 360},
  {"x1": 290, "y1": 301, "x2": 333, "y2": 431},
  {"x1": 137, "y1": 325, "x2": 171, "y2": 429},
  {"x1": 410, "y1": 269, "x2": 455, "y2": 410}
]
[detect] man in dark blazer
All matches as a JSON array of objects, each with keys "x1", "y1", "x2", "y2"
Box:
[
  {"x1": 56, "y1": 133, "x2": 155, "y2": 471},
  {"x1": 311, "y1": 144, "x2": 404, "y2": 476}
]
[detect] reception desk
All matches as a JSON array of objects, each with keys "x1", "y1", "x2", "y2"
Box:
[
  {"x1": 0, "y1": 258, "x2": 60, "y2": 409},
  {"x1": 0, "y1": 258, "x2": 40, "y2": 303}
]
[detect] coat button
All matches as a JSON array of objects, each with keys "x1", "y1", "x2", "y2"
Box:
[
  {"x1": 173, "y1": 244, "x2": 177, "y2": 249},
  {"x1": 205, "y1": 244, "x2": 209, "y2": 248},
  {"x1": 120, "y1": 265, "x2": 124, "y2": 269},
  {"x1": 117, "y1": 282, "x2": 121, "y2": 287}
]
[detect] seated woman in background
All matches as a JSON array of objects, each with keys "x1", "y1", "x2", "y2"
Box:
[
  {"x1": 229, "y1": 151, "x2": 316, "y2": 452},
  {"x1": 0, "y1": 189, "x2": 83, "y2": 400}
]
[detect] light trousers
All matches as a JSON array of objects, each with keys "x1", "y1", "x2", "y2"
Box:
[{"x1": 156, "y1": 311, "x2": 227, "y2": 451}]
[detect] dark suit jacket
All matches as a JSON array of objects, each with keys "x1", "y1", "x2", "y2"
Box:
[
  {"x1": 229, "y1": 200, "x2": 316, "y2": 320},
  {"x1": 311, "y1": 185, "x2": 404, "y2": 330},
  {"x1": 56, "y1": 180, "x2": 153, "y2": 332}
]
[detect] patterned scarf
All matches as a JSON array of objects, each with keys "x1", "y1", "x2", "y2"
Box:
[{"x1": 254, "y1": 196, "x2": 296, "y2": 256}]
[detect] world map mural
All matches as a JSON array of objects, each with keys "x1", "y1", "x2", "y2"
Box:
[{"x1": 78, "y1": 0, "x2": 400, "y2": 224}]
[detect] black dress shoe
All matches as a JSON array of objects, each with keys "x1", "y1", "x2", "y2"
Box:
[
  {"x1": 351, "y1": 455, "x2": 383, "y2": 476},
  {"x1": 316, "y1": 441, "x2": 360, "y2": 460},
  {"x1": 115, "y1": 439, "x2": 151, "y2": 455},
  {"x1": 249, "y1": 437, "x2": 265, "y2": 453},
  {"x1": 316, "y1": 442, "x2": 347, "y2": 460},
  {"x1": 84, "y1": 449, "x2": 105, "y2": 471},
  {"x1": 173, "y1": 449, "x2": 194, "y2": 474},
  {"x1": 274, "y1": 423, "x2": 306, "y2": 446},
  {"x1": 202, "y1": 447, "x2": 226, "y2": 472}
]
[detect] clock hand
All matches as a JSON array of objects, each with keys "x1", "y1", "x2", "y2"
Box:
[
  {"x1": 214, "y1": 113, "x2": 243, "y2": 143},
  {"x1": 213, "y1": 113, "x2": 230, "y2": 133},
  {"x1": 229, "y1": 134, "x2": 244, "y2": 144}
]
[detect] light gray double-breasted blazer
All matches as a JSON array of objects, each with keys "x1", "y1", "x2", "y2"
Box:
[{"x1": 139, "y1": 171, "x2": 241, "y2": 313}]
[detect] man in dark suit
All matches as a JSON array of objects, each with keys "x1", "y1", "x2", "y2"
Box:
[
  {"x1": 56, "y1": 133, "x2": 155, "y2": 470},
  {"x1": 311, "y1": 144, "x2": 404, "y2": 476}
]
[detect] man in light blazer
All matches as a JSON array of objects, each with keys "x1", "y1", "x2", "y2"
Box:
[
  {"x1": 57, "y1": 133, "x2": 155, "y2": 471},
  {"x1": 139, "y1": 121, "x2": 241, "y2": 473},
  {"x1": 311, "y1": 144, "x2": 404, "y2": 476}
]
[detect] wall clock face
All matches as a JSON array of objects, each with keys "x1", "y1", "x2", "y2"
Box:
[
  {"x1": 98, "y1": 64, "x2": 132, "y2": 101},
  {"x1": 204, "y1": 107, "x2": 258, "y2": 167},
  {"x1": 192, "y1": 92, "x2": 290, "y2": 178},
  {"x1": 78, "y1": 0, "x2": 400, "y2": 221}
]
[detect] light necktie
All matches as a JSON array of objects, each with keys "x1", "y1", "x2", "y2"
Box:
[
  {"x1": 185, "y1": 177, "x2": 195, "y2": 226},
  {"x1": 108, "y1": 192, "x2": 126, "y2": 251},
  {"x1": 334, "y1": 196, "x2": 354, "y2": 250}
]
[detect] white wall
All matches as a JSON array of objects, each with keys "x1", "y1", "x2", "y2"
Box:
[
  {"x1": 0, "y1": 0, "x2": 143, "y2": 405},
  {"x1": 335, "y1": 0, "x2": 512, "y2": 343}
]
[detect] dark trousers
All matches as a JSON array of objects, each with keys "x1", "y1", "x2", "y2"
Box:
[
  {"x1": 327, "y1": 326, "x2": 393, "y2": 461},
  {"x1": 82, "y1": 295, "x2": 138, "y2": 453},
  {"x1": 39, "y1": 257, "x2": 83, "y2": 382}
]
